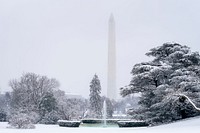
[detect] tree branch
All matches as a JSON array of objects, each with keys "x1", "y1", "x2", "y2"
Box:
[{"x1": 175, "y1": 94, "x2": 200, "y2": 111}]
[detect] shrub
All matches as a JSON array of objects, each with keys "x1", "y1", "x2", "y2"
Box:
[
  {"x1": 40, "y1": 110, "x2": 60, "y2": 124},
  {"x1": 8, "y1": 113, "x2": 35, "y2": 129},
  {"x1": 58, "y1": 120, "x2": 81, "y2": 127},
  {"x1": 0, "y1": 109, "x2": 7, "y2": 122},
  {"x1": 117, "y1": 121, "x2": 149, "y2": 127}
]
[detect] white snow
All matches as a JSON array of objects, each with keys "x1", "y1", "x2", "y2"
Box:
[
  {"x1": 57, "y1": 120, "x2": 81, "y2": 123},
  {"x1": 1, "y1": 116, "x2": 200, "y2": 133}
]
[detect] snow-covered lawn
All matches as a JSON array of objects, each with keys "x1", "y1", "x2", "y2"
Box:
[{"x1": 1, "y1": 117, "x2": 200, "y2": 133}]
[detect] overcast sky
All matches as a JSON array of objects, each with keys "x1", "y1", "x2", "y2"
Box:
[{"x1": 1, "y1": 0, "x2": 200, "y2": 98}]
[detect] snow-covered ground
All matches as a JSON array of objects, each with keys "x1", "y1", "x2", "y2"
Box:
[{"x1": 1, "y1": 117, "x2": 200, "y2": 133}]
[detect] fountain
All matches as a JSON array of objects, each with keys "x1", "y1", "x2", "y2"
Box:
[
  {"x1": 80, "y1": 99, "x2": 118, "y2": 128},
  {"x1": 58, "y1": 100, "x2": 146, "y2": 128},
  {"x1": 103, "y1": 100, "x2": 107, "y2": 127}
]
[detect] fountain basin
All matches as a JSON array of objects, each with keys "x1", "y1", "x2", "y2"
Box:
[
  {"x1": 80, "y1": 123, "x2": 119, "y2": 128},
  {"x1": 58, "y1": 120, "x2": 81, "y2": 127},
  {"x1": 81, "y1": 119, "x2": 119, "y2": 127},
  {"x1": 81, "y1": 119, "x2": 131, "y2": 124},
  {"x1": 57, "y1": 119, "x2": 148, "y2": 128},
  {"x1": 117, "y1": 121, "x2": 149, "y2": 127},
  {"x1": 81, "y1": 119, "x2": 120, "y2": 128},
  {"x1": 82, "y1": 119, "x2": 102, "y2": 124}
]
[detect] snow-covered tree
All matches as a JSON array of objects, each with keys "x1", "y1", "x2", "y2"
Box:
[
  {"x1": 0, "y1": 92, "x2": 11, "y2": 121},
  {"x1": 54, "y1": 90, "x2": 88, "y2": 120},
  {"x1": 0, "y1": 109, "x2": 6, "y2": 122},
  {"x1": 39, "y1": 91, "x2": 58, "y2": 122},
  {"x1": 89, "y1": 74, "x2": 102, "y2": 118},
  {"x1": 40, "y1": 110, "x2": 60, "y2": 124},
  {"x1": 9, "y1": 72, "x2": 59, "y2": 123},
  {"x1": 121, "y1": 43, "x2": 200, "y2": 125}
]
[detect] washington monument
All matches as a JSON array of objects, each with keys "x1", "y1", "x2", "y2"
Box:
[{"x1": 107, "y1": 14, "x2": 117, "y2": 100}]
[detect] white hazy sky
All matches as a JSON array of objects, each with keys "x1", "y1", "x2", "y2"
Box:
[{"x1": 1, "y1": 0, "x2": 200, "y2": 98}]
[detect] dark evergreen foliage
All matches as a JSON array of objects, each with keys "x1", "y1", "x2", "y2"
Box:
[{"x1": 121, "y1": 43, "x2": 200, "y2": 125}]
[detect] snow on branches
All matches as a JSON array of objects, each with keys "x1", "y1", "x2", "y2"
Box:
[
  {"x1": 120, "y1": 43, "x2": 200, "y2": 125},
  {"x1": 89, "y1": 74, "x2": 102, "y2": 118}
]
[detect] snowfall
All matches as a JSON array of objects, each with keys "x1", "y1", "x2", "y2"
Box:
[{"x1": 1, "y1": 117, "x2": 200, "y2": 133}]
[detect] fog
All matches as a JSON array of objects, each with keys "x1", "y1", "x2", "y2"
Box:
[{"x1": 1, "y1": 0, "x2": 200, "y2": 98}]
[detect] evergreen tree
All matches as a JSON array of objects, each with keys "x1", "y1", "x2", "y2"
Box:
[
  {"x1": 89, "y1": 74, "x2": 102, "y2": 118},
  {"x1": 39, "y1": 92, "x2": 57, "y2": 120},
  {"x1": 121, "y1": 43, "x2": 200, "y2": 125}
]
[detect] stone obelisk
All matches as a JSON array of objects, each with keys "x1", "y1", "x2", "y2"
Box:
[{"x1": 107, "y1": 14, "x2": 116, "y2": 100}]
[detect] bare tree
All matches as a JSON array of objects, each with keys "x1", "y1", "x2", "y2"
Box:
[{"x1": 9, "y1": 72, "x2": 59, "y2": 122}]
